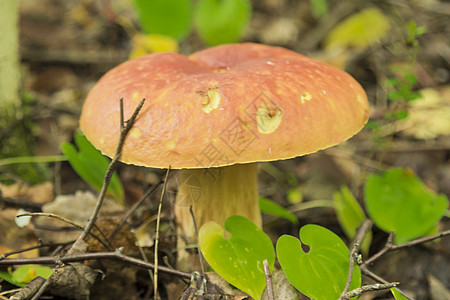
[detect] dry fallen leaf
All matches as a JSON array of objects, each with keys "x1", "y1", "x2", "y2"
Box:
[
  {"x1": 1, "y1": 181, "x2": 54, "y2": 204},
  {"x1": 0, "y1": 208, "x2": 39, "y2": 258},
  {"x1": 396, "y1": 86, "x2": 450, "y2": 139}
]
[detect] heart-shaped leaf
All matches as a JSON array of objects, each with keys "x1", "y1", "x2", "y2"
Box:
[
  {"x1": 277, "y1": 224, "x2": 361, "y2": 300},
  {"x1": 365, "y1": 168, "x2": 448, "y2": 244},
  {"x1": 199, "y1": 215, "x2": 275, "y2": 299},
  {"x1": 195, "y1": 0, "x2": 251, "y2": 46},
  {"x1": 61, "y1": 133, "x2": 124, "y2": 204},
  {"x1": 0, "y1": 265, "x2": 53, "y2": 287}
]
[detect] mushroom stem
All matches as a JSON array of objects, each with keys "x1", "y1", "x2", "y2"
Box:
[{"x1": 174, "y1": 163, "x2": 261, "y2": 267}]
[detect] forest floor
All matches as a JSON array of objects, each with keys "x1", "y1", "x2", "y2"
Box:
[{"x1": 0, "y1": 0, "x2": 449, "y2": 299}]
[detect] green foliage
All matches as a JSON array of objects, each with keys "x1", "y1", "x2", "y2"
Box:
[
  {"x1": 324, "y1": 8, "x2": 390, "y2": 51},
  {"x1": 365, "y1": 168, "x2": 448, "y2": 244},
  {"x1": 386, "y1": 67, "x2": 421, "y2": 104},
  {"x1": 309, "y1": 0, "x2": 328, "y2": 19},
  {"x1": 406, "y1": 20, "x2": 427, "y2": 62},
  {"x1": 0, "y1": 265, "x2": 53, "y2": 287},
  {"x1": 133, "y1": 0, "x2": 193, "y2": 40},
  {"x1": 391, "y1": 288, "x2": 409, "y2": 300},
  {"x1": 277, "y1": 224, "x2": 361, "y2": 300},
  {"x1": 0, "y1": 92, "x2": 49, "y2": 185},
  {"x1": 195, "y1": 0, "x2": 251, "y2": 46},
  {"x1": 61, "y1": 133, "x2": 124, "y2": 205},
  {"x1": 333, "y1": 186, "x2": 372, "y2": 256},
  {"x1": 132, "y1": 0, "x2": 252, "y2": 47},
  {"x1": 259, "y1": 197, "x2": 299, "y2": 225},
  {"x1": 199, "y1": 216, "x2": 275, "y2": 299}
]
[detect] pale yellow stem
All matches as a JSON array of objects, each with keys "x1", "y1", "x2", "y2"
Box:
[{"x1": 174, "y1": 163, "x2": 261, "y2": 269}]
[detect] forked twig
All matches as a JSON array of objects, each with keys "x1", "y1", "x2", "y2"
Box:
[
  {"x1": 338, "y1": 219, "x2": 373, "y2": 299},
  {"x1": 69, "y1": 98, "x2": 145, "y2": 254},
  {"x1": 154, "y1": 167, "x2": 170, "y2": 300},
  {"x1": 0, "y1": 252, "x2": 191, "y2": 279},
  {"x1": 263, "y1": 259, "x2": 274, "y2": 300}
]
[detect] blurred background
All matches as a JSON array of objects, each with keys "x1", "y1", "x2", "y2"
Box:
[{"x1": 0, "y1": 0, "x2": 449, "y2": 299}]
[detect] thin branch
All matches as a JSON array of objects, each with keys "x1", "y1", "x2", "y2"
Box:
[
  {"x1": 0, "y1": 252, "x2": 191, "y2": 279},
  {"x1": 9, "y1": 277, "x2": 46, "y2": 300},
  {"x1": 343, "y1": 282, "x2": 399, "y2": 299},
  {"x1": 339, "y1": 242, "x2": 358, "y2": 299},
  {"x1": 339, "y1": 219, "x2": 373, "y2": 300},
  {"x1": 69, "y1": 98, "x2": 145, "y2": 254},
  {"x1": 29, "y1": 275, "x2": 52, "y2": 300},
  {"x1": 0, "y1": 240, "x2": 42, "y2": 260},
  {"x1": 18, "y1": 212, "x2": 85, "y2": 231},
  {"x1": 154, "y1": 167, "x2": 170, "y2": 300},
  {"x1": 364, "y1": 229, "x2": 450, "y2": 267},
  {"x1": 364, "y1": 231, "x2": 394, "y2": 266},
  {"x1": 360, "y1": 267, "x2": 413, "y2": 300},
  {"x1": 108, "y1": 179, "x2": 164, "y2": 241},
  {"x1": 17, "y1": 212, "x2": 112, "y2": 251},
  {"x1": 190, "y1": 205, "x2": 206, "y2": 283},
  {"x1": 0, "y1": 191, "x2": 43, "y2": 212},
  {"x1": 263, "y1": 259, "x2": 274, "y2": 300}
]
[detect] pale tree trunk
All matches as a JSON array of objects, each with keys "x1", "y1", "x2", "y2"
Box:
[{"x1": 0, "y1": 0, "x2": 20, "y2": 116}]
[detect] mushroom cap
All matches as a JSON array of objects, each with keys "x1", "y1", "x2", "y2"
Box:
[{"x1": 80, "y1": 43, "x2": 369, "y2": 169}]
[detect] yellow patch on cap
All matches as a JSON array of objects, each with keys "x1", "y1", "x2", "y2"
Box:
[
  {"x1": 299, "y1": 92, "x2": 312, "y2": 104},
  {"x1": 256, "y1": 105, "x2": 283, "y2": 134},
  {"x1": 201, "y1": 88, "x2": 222, "y2": 113}
]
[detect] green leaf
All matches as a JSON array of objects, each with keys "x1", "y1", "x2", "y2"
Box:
[
  {"x1": 195, "y1": 0, "x2": 251, "y2": 46},
  {"x1": 391, "y1": 288, "x2": 409, "y2": 300},
  {"x1": 333, "y1": 186, "x2": 372, "y2": 256},
  {"x1": 324, "y1": 8, "x2": 390, "y2": 51},
  {"x1": 365, "y1": 120, "x2": 380, "y2": 130},
  {"x1": 61, "y1": 133, "x2": 124, "y2": 204},
  {"x1": 277, "y1": 224, "x2": 361, "y2": 300},
  {"x1": 365, "y1": 168, "x2": 448, "y2": 244},
  {"x1": 287, "y1": 187, "x2": 303, "y2": 204},
  {"x1": 259, "y1": 197, "x2": 299, "y2": 225},
  {"x1": 133, "y1": 0, "x2": 193, "y2": 40},
  {"x1": 0, "y1": 265, "x2": 53, "y2": 287},
  {"x1": 309, "y1": 0, "x2": 328, "y2": 19},
  {"x1": 199, "y1": 216, "x2": 275, "y2": 299}
]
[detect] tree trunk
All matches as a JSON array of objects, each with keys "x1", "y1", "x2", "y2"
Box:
[{"x1": 0, "y1": 0, "x2": 20, "y2": 116}]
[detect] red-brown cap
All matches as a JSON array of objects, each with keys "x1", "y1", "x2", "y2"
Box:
[{"x1": 80, "y1": 43, "x2": 369, "y2": 169}]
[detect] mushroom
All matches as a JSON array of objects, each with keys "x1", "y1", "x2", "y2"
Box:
[{"x1": 79, "y1": 43, "x2": 369, "y2": 266}]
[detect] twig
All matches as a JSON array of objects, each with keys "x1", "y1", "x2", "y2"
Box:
[
  {"x1": 9, "y1": 277, "x2": 47, "y2": 300},
  {"x1": 343, "y1": 282, "x2": 400, "y2": 299},
  {"x1": 339, "y1": 219, "x2": 373, "y2": 300},
  {"x1": 0, "y1": 191, "x2": 43, "y2": 212},
  {"x1": 0, "y1": 240, "x2": 43, "y2": 260},
  {"x1": 0, "y1": 252, "x2": 191, "y2": 279},
  {"x1": 364, "y1": 229, "x2": 450, "y2": 267},
  {"x1": 0, "y1": 288, "x2": 21, "y2": 297},
  {"x1": 154, "y1": 167, "x2": 170, "y2": 300},
  {"x1": 189, "y1": 206, "x2": 206, "y2": 284},
  {"x1": 263, "y1": 259, "x2": 274, "y2": 300},
  {"x1": 18, "y1": 212, "x2": 85, "y2": 231},
  {"x1": 29, "y1": 275, "x2": 53, "y2": 300},
  {"x1": 360, "y1": 267, "x2": 413, "y2": 300},
  {"x1": 17, "y1": 212, "x2": 113, "y2": 251},
  {"x1": 364, "y1": 231, "x2": 395, "y2": 266},
  {"x1": 108, "y1": 179, "x2": 164, "y2": 241},
  {"x1": 339, "y1": 242, "x2": 359, "y2": 300},
  {"x1": 69, "y1": 98, "x2": 145, "y2": 254}
]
